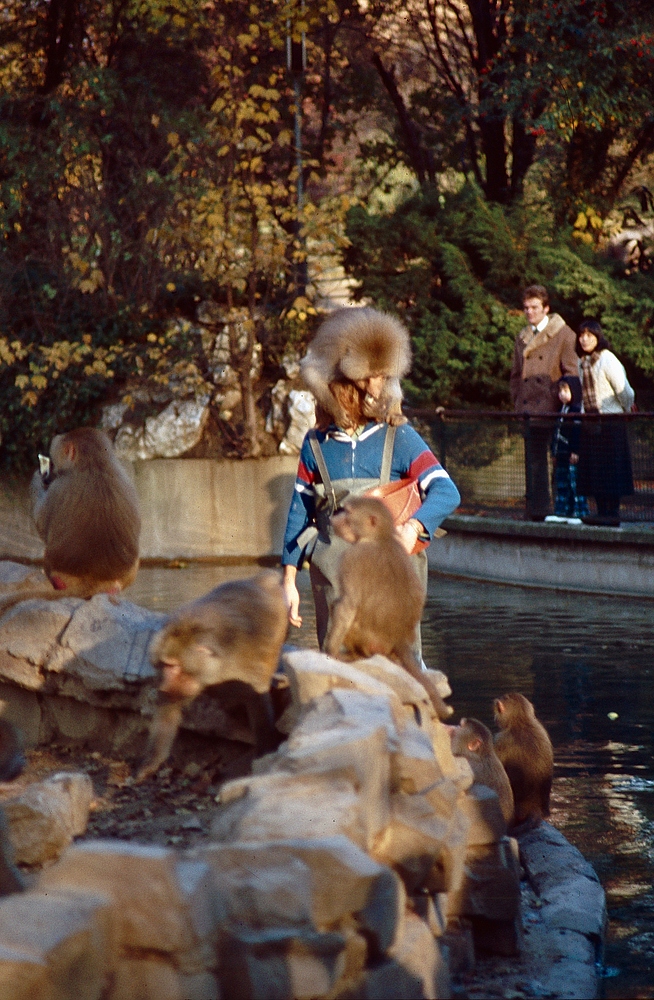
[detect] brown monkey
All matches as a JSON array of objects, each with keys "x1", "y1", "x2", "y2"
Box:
[
  {"x1": 0, "y1": 715, "x2": 26, "y2": 895},
  {"x1": 300, "y1": 307, "x2": 411, "y2": 427},
  {"x1": 450, "y1": 718, "x2": 514, "y2": 826},
  {"x1": 325, "y1": 496, "x2": 452, "y2": 719},
  {"x1": 29, "y1": 427, "x2": 140, "y2": 597},
  {"x1": 135, "y1": 571, "x2": 288, "y2": 782},
  {"x1": 0, "y1": 429, "x2": 140, "y2": 618},
  {"x1": 493, "y1": 692, "x2": 554, "y2": 827}
]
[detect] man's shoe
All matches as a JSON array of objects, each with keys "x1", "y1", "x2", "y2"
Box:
[{"x1": 544, "y1": 515, "x2": 567, "y2": 523}]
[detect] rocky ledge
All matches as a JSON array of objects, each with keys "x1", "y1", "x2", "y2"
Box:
[{"x1": 0, "y1": 560, "x2": 606, "y2": 999}]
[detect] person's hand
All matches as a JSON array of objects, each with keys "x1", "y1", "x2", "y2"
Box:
[
  {"x1": 282, "y1": 565, "x2": 302, "y2": 628},
  {"x1": 396, "y1": 518, "x2": 423, "y2": 555},
  {"x1": 570, "y1": 452, "x2": 579, "y2": 465}
]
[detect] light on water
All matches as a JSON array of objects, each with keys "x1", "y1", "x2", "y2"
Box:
[{"x1": 132, "y1": 563, "x2": 654, "y2": 999}]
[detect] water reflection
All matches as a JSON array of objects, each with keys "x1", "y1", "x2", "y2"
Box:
[{"x1": 130, "y1": 564, "x2": 654, "y2": 999}]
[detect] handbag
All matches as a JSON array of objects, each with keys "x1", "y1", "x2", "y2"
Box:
[{"x1": 365, "y1": 477, "x2": 429, "y2": 554}]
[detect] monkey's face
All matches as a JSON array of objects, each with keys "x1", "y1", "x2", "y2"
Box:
[
  {"x1": 331, "y1": 507, "x2": 359, "y2": 543},
  {"x1": 353, "y1": 374, "x2": 385, "y2": 401},
  {"x1": 450, "y1": 720, "x2": 483, "y2": 756},
  {"x1": 150, "y1": 624, "x2": 218, "y2": 697}
]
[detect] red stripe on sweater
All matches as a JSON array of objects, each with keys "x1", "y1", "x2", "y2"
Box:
[
  {"x1": 408, "y1": 450, "x2": 440, "y2": 480},
  {"x1": 297, "y1": 460, "x2": 314, "y2": 485}
]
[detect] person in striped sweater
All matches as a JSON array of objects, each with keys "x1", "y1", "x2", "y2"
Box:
[{"x1": 281, "y1": 307, "x2": 460, "y2": 649}]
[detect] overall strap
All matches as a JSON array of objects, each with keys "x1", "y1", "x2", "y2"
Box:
[
  {"x1": 308, "y1": 430, "x2": 337, "y2": 513},
  {"x1": 379, "y1": 424, "x2": 397, "y2": 486}
]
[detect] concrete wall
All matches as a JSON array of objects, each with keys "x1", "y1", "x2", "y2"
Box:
[
  {"x1": 133, "y1": 456, "x2": 298, "y2": 559},
  {"x1": 430, "y1": 515, "x2": 654, "y2": 598},
  {"x1": 0, "y1": 455, "x2": 299, "y2": 562}
]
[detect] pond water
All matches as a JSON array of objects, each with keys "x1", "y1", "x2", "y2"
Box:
[{"x1": 130, "y1": 564, "x2": 654, "y2": 1000}]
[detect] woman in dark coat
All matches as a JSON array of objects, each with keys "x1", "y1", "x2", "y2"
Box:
[{"x1": 576, "y1": 319, "x2": 635, "y2": 527}]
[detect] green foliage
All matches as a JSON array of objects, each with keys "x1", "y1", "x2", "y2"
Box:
[{"x1": 345, "y1": 184, "x2": 654, "y2": 408}]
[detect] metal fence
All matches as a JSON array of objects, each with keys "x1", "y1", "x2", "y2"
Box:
[{"x1": 409, "y1": 409, "x2": 654, "y2": 523}]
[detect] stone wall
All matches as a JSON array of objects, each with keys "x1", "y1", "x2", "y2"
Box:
[{"x1": 0, "y1": 563, "x2": 606, "y2": 998}]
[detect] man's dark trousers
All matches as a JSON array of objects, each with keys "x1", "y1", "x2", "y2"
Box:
[{"x1": 524, "y1": 423, "x2": 552, "y2": 519}]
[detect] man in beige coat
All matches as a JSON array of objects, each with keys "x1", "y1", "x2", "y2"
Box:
[{"x1": 510, "y1": 285, "x2": 580, "y2": 520}]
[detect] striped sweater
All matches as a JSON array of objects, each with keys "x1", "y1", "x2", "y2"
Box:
[{"x1": 282, "y1": 421, "x2": 460, "y2": 567}]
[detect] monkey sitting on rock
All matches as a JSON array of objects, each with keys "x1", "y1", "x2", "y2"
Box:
[
  {"x1": 135, "y1": 571, "x2": 288, "y2": 782},
  {"x1": 450, "y1": 717, "x2": 514, "y2": 827},
  {"x1": 493, "y1": 692, "x2": 554, "y2": 828},
  {"x1": 0, "y1": 427, "x2": 141, "y2": 619},
  {"x1": 325, "y1": 496, "x2": 452, "y2": 720}
]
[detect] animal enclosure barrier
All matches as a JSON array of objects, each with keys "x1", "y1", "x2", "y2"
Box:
[{"x1": 409, "y1": 410, "x2": 654, "y2": 522}]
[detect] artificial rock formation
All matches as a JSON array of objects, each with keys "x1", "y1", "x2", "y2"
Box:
[{"x1": 0, "y1": 565, "x2": 603, "y2": 999}]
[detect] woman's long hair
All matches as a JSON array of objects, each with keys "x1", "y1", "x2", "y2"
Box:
[
  {"x1": 576, "y1": 318, "x2": 612, "y2": 357},
  {"x1": 314, "y1": 379, "x2": 368, "y2": 431}
]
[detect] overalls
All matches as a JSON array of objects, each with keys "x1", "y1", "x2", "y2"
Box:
[{"x1": 300, "y1": 424, "x2": 428, "y2": 654}]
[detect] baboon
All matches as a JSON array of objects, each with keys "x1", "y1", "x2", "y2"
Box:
[
  {"x1": 31, "y1": 427, "x2": 140, "y2": 596},
  {"x1": 0, "y1": 428, "x2": 141, "y2": 621},
  {"x1": 136, "y1": 571, "x2": 288, "y2": 782},
  {"x1": 325, "y1": 496, "x2": 452, "y2": 720},
  {"x1": 300, "y1": 307, "x2": 411, "y2": 427},
  {"x1": 494, "y1": 692, "x2": 554, "y2": 827},
  {"x1": 450, "y1": 717, "x2": 514, "y2": 826}
]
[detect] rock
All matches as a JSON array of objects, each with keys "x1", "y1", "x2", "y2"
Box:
[
  {"x1": 440, "y1": 916, "x2": 475, "y2": 976},
  {"x1": 359, "y1": 912, "x2": 450, "y2": 999},
  {"x1": 540, "y1": 875, "x2": 608, "y2": 937},
  {"x1": 0, "y1": 598, "x2": 76, "y2": 680},
  {"x1": 213, "y1": 772, "x2": 383, "y2": 852},
  {"x1": 0, "y1": 683, "x2": 41, "y2": 748},
  {"x1": 390, "y1": 722, "x2": 445, "y2": 795},
  {"x1": 178, "y1": 972, "x2": 222, "y2": 1000},
  {"x1": 0, "y1": 563, "x2": 50, "y2": 594},
  {"x1": 108, "y1": 959, "x2": 184, "y2": 1000},
  {"x1": 2, "y1": 772, "x2": 93, "y2": 866},
  {"x1": 372, "y1": 789, "x2": 468, "y2": 895},
  {"x1": 254, "y1": 709, "x2": 392, "y2": 837},
  {"x1": 446, "y1": 837, "x2": 521, "y2": 923},
  {"x1": 279, "y1": 649, "x2": 408, "y2": 730},
  {"x1": 336, "y1": 654, "x2": 435, "y2": 710},
  {"x1": 200, "y1": 836, "x2": 404, "y2": 953},
  {"x1": 113, "y1": 397, "x2": 210, "y2": 461},
  {"x1": 279, "y1": 390, "x2": 316, "y2": 456},
  {"x1": 459, "y1": 784, "x2": 507, "y2": 846},
  {"x1": 518, "y1": 820, "x2": 607, "y2": 939},
  {"x1": 57, "y1": 596, "x2": 162, "y2": 688},
  {"x1": 410, "y1": 891, "x2": 447, "y2": 937},
  {"x1": 0, "y1": 950, "x2": 49, "y2": 1000},
  {"x1": 38, "y1": 841, "x2": 217, "y2": 972},
  {"x1": 218, "y1": 926, "x2": 353, "y2": 1000},
  {"x1": 0, "y1": 888, "x2": 114, "y2": 1000}
]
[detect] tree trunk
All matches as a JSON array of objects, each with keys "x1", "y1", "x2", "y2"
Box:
[{"x1": 510, "y1": 114, "x2": 537, "y2": 199}]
